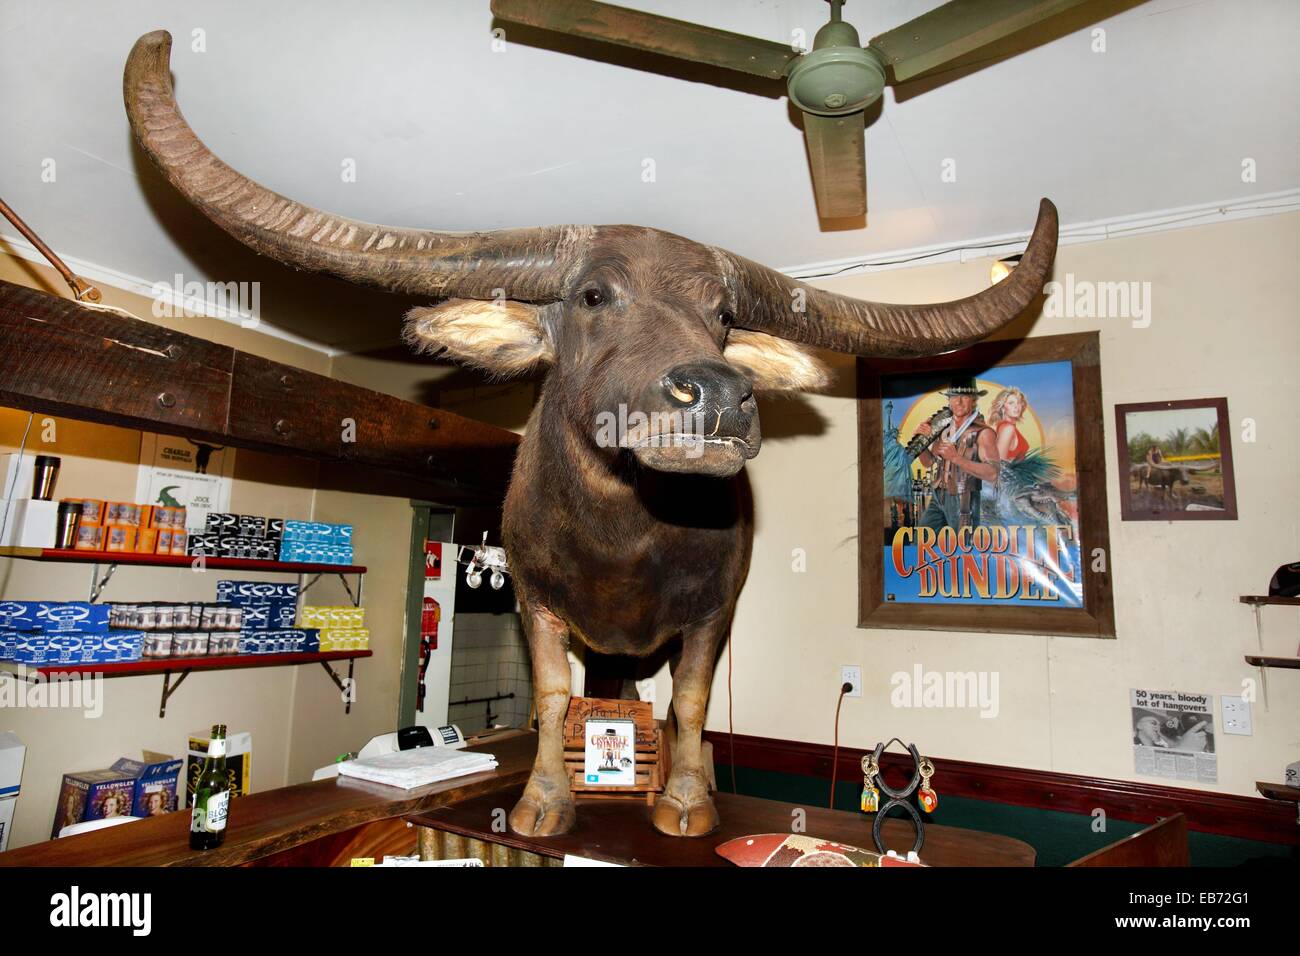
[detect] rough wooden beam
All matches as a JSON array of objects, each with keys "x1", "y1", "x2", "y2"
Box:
[{"x1": 0, "y1": 278, "x2": 518, "y2": 503}]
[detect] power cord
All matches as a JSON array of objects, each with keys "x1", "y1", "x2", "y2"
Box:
[
  {"x1": 727, "y1": 630, "x2": 737, "y2": 794},
  {"x1": 829, "y1": 681, "x2": 852, "y2": 809}
]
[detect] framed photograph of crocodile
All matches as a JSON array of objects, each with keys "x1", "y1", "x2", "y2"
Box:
[
  {"x1": 1114, "y1": 397, "x2": 1238, "y2": 522},
  {"x1": 857, "y1": 331, "x2": 1115, "y2": 638}
]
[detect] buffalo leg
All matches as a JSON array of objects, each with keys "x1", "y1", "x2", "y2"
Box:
[
  {"x1": 509, "y1": 601, "x2": 576, "y2": 836},
  {"x1": 652, "y1": 611, "x2": 727, "y2": 837}
]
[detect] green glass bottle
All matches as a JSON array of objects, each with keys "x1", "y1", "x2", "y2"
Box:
[{"x1": 189, "y1": 723, "x2": 229, "y2": 850}]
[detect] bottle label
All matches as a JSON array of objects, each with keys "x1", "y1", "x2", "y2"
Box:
[
  {"x1": 208, "y1": 738, "x2": 227, "y2": 759},
  {"x1": 205, "y1": 791, "x2": 229, "y2": 832}
]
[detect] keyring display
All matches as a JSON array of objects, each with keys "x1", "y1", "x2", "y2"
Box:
[{"x1": 858, "y1": 738, "x2": 937, "y2": 857}]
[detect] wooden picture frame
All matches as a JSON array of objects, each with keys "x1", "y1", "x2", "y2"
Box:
[
  {"x1": 1114, "y1": 397, "x2": 1237, "y2": 521},
  {"x1": 857, "y1": 331, "x2": 1115, "y2": 639}
]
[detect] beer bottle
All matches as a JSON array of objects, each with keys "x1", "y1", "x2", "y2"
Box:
[{"x1": 189, "y1": 723, "x2": 229, "y2": 850}]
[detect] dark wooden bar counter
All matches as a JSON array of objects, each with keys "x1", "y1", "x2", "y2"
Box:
[
  {"x1": 409, "y1": 783, "x2": 1036, "y2": 867},
  {"x1": 0, "y1": 734, "x2": 534, "y2": 867}
]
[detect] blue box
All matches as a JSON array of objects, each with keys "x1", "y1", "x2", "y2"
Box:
[
  {"x1": 12, "y1": 632, "x2": 84, "y2": 665},
  {"x1": 281, "y1": 520, "x2": 330, "y2": 542},
  {"x1": 76, "y1": 632, "x2": 144, "y2": 664},
  {"x1": 53, "y1": 756, "x2": 184, "y2": 836},
  {"x1": 0, "y1": 602, "x2": 110, "y2": 634},
  {"x1": 0, "y1": 602, "x2": 25, "y2": 630},
  {"x1": 109, "y1": 757, "x2": 183, "y2": 818},
  {"x1": 52, "y1": 769, "x2": 136, "y2": 838},
  {"x1": 237, "y1": 600, "x2": 297, "y2": 632}
]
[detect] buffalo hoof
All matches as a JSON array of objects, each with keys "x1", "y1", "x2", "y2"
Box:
[
  {"x1": 651, "y1": 792, "x2": 719, "y2": 837},
  {"x1": 508, "y1": 790, "x2": 576, "y2": 837}
]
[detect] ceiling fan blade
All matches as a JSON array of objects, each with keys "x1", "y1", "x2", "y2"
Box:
[
  {"x1": 490, "y1": 0, "x2": 800, "y2": 80},
  {"x1": 869, "y1": 0, "x2": 1091, "y2": 83},
  {"x1": 803, "y1": 111, "x2": 866, "y2": 220}
]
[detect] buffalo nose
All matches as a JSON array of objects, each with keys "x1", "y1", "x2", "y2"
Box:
[{"x1": 662, "y1": 362, "x2": 754, "y2": 413}]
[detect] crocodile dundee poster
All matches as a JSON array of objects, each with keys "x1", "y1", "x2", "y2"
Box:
[{"x1": 880, "y1": 360, "x2": 1082, "y2": 608}]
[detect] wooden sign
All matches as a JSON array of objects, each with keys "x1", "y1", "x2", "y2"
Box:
[{"x1": 563, "y1": 697, "x2": 666, "y2": 804}]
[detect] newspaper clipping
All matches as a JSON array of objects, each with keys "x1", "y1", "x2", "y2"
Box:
[{"x1": 1131, "y1": 688, "x2": 1216, "y2": 783}]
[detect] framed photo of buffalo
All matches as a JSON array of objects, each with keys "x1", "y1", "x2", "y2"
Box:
[
  {"x1": 857, "y1": 331, "x2": 1115, "y2": 638},
  {"x1": 1114, "y1": 397, "x2": 1237, "y2": 521}
]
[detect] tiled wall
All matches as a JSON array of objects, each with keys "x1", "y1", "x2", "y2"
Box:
[{"x1": 447, "y1": 612, "x2": 532, "y2": 735}]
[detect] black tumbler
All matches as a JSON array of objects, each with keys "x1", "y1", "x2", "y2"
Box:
[
  {"x1": 56, "y1": 500, "x2": 83, "y2": 549},
  {"x1": 32, "y1": 455, "x2": 61, "y2": 500}
]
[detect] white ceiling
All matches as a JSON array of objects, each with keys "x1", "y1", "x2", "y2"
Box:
[{"x1": 2, "y1": 0, "x2": 1297, "y2": 351}]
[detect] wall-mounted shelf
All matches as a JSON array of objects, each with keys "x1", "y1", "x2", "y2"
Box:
[
  {"x1": 1239, "y1": 595, "x2": 1300, "y2": 607},
  {"x1": 0, "y1": 546, "x2": 365, "y2": 576},
  {"x1": 0, "y1": 547, "x2": 366, "y2": 604},
  {"x1": 1244, "y1": 655, "x2": 1300, "y2": 670},
  {"x1": 1239, "y1": 595, "x2": 1299, "y2": 707},
  {"x1": 2, "y1": 650, "x2": 372, "y2": 717}
]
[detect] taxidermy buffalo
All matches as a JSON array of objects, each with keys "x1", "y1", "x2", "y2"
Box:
[{"x1": 124, "y1": 31, "x2": 1058, "y2": 837}]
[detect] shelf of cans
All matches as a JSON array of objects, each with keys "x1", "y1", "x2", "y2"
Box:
[{"x1": 0, "y1": 582, "x2": 369, "y2": 666}]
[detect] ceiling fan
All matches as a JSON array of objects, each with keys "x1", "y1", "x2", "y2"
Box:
[{"x1": 491, "y1": 0, "x2": 1095, "y2": 221}]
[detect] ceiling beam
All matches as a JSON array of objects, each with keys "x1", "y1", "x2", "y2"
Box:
[{"x1": 0, "y1": 278, "x2": 518, "y2": 505}]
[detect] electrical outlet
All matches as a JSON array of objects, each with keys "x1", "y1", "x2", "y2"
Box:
[
  {"x1": 1221, "y1": 696, "x2": 1252, "y2": 736},
  {"x1": 841, "y1": 665, "x2": 861, "y2": 698}
]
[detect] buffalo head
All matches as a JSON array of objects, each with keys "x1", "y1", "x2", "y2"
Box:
[
  {"x1": 402, "y1": 229, "x2": 832, "y2": 477},
  {"x1": 123, "y1": 30, "x2": 1058, "y2": 481}
]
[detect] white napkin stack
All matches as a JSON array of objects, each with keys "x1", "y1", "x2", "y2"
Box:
[{"x1": 337, "y1": 747, "x2": 497, "y2": 789}]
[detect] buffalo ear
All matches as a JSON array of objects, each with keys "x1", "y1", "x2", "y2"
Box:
[
  {"x1": 723, "y1": 329, "x2": 831, "y2": 393},
  {"x1": 403, "y1": 299, "x2": 554, "y2": 377}
]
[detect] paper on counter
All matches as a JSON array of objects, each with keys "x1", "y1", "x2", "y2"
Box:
[{"x1": 336, "y1": 748, "x2": 497, "y2": 790}]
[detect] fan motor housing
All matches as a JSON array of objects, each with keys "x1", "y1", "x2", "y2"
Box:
[{"x1": 787, "y1": 26, "x2": 885, "y2": 115}]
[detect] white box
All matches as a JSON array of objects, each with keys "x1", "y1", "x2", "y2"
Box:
[
  {"x1": 0, "y1": 453, "x2": 34, "y2": 501},
  {"x1": 0, "y1": 731, "x2": 26, "y2": 852},
  {"x1": 0, "y1": 498, "x2": 59, "y2": 549}
]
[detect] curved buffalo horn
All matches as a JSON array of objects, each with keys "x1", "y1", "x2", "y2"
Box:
[
  {"x1": 123, "y1": 30, "x2": 588, "y2": 301},
  {"x1": 718, "y1": 198, "x2": 1058, "y2": 357}
]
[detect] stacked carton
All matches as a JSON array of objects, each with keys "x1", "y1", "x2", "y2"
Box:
[
  {"x1": 279, "y1": 521, "x2": 353, "y2": 565},
  {"x1": 298, "y1": 604, "x2": 368, "y2": 652},
  {"x1": 70, "y1": 500, "x2": 188, "y2": 556},
  {"x1": 0, "y1": 600, "x2": 143, "y2": 664},
  {"x1": 187, "y1": 513, "x2": 283, "y2": 561},
  {"x1": 217, "y1": 580, "x2": 319, "y2": 655},
  {"x1": 51, "y1": 753, "x2": 183, "y2": 837}
]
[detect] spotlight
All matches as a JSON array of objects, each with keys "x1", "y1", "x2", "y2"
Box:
[{"x1": 990, "y1": 253, "x2": 1023, "y2": 286}]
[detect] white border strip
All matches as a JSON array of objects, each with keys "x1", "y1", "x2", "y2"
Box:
[
  {"x1": 781, "y1": 188, "x2": 1300, "y2": 280},
  {"x1": 4, "y1": 188, "x2": 1298, "y2": 351},
  {"x1": 0, "y1": 232, "x2": 339, "y2": 357}
]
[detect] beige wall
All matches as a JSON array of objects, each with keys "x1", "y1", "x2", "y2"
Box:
[{"x1": 661, "y1": 211, "x2": 1298, "y2": 799}]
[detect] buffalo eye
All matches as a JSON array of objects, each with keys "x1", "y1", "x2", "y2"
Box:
[
  {"x1": 582, "y1": 288, "x2": 605, "y2": 308},
  {"x1": 718, "y1": 309, "x2": 735, "y2": 328}
]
